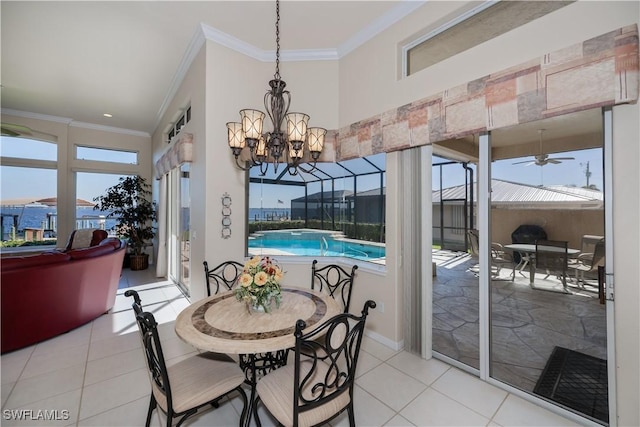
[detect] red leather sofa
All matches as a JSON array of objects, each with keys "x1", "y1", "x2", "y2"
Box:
[{"x1": 1, "y1": 237, "x2": 126, "y2": 353}]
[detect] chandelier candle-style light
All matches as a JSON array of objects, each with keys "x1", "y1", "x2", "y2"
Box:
[{"x1": 226, "y1": 0, "x2": 326, "y2": 176}]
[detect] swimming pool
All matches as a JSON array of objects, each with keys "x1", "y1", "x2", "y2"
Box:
[{"x1": 248, "y1": 229, "x2": 385, "y2": 262}]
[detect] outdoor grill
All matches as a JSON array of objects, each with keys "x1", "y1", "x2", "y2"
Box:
[{"x1": 511, "y1": 224, "x2": 548, "y2": 263}]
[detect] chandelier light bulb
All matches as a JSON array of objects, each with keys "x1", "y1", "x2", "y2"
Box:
[
  {"x1": 307, "y1": 127, "x2": 327, "y2": 154},
  {"x1": 240, "y1": 109, "x2": 265, "y2": 141},
  {"x1": 226, "y1": 122, "x2": 245, "y2": 149}
]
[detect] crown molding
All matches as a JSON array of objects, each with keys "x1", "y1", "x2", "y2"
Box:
[
  {"x1": 200, "y1": 22, "x2": 268, "y2": 61},
  {"x1": 154, "y1": 1, "x2": 426, "y2": 133},
  {"x1": 1, "y1": 108, "x2": 73, "y2": 124},
  {"x1": 1, "y1": 108, "x2": 151, "y2": 138},
  {"x1": 338, "y1": 0, "x2": 427, "y2": 57},
  {"x1": 69, "y1": 121, "x2": 150, "y2": 138},
  {"x1": 280, "y1": 49, "x2": 339, "y2": 62},
  {"x1": 153, "y1": 25, "x2": 206, "y2": 133}
]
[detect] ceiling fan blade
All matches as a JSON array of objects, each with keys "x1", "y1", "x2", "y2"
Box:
[
  {"x1": 512, "y1": 160, "x2": 532, "y2": 165},
  {"x1": 1, "y1": 123, "x2": 33, "y2": 137},
  {"x1": 549, "y1": 157, "x2": 575, "y2": 161},
  {"x1": 1, "y1": 128, "x2": 20, "y2": 137},
  {"x1": 546, "y1": 159, "x2": 562, "y2": 164}
]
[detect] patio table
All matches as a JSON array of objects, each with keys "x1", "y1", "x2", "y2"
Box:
[{"x1": 504, "y1": 243, "x2": 580, "y2": 288}]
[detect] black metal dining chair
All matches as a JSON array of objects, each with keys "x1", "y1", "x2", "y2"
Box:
[
  {"x1": 124, "y1": 290, "x2": 248, "y2": 427},
  {"x1": 203, "y1": 260, "x2": 244, "y2": 296},
  {"x1": 254, "y1": 300, "x2": 376, "y2": 427},
  {"x1": 311, "y1": 260, "x2": 358, "y2": 313}
]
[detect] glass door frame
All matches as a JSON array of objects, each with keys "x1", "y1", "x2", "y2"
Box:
[
  {"x1": 476, "y1": 109, "x2": 616, "y2": 425},
  {"x1": 167, "y1": 166, "x2": 191, "y2": 296}
]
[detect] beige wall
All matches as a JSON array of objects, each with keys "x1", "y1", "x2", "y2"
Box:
[
  {"x1": 491, "y1": 208, "x2": 605, "y2": 249},
  {"x1": 338, "y1": 1, "x2": 639, "y2": 127}
]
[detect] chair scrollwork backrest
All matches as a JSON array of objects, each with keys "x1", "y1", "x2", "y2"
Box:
[
  {"x1": 203, "y1": 260, "x2": 244, "y2": 296},
  {"x1": 124, "y1": 290, "x2": 173, "y2": 412},
  {"x1": 311, "y1": 260, "x2": 358, "y2": 313},
  {"x1": 292, "y1": 300, "x2": 376, "y2": 425}
]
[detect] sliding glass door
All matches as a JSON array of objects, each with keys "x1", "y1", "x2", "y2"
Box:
[
  {"x1": 431, "y1": 155, "x2": 480, "y2": 370},
  {"x1": 487, "y1": 109, "x2": 609, "y2": 424},
  {"x1": 168, "y1": 164, "x2": 191, "y2": 296}
]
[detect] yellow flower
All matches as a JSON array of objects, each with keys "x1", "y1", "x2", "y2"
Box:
[
  {"x1": 254, "y1": 271, "x2": 269, "y2": 286},
  {"x1": 246, "y1": 256, "x2": 262, "y2": 268},
  {"x1": 274, "y1": 269, "x2": 284, "y2": 282},
  {"x1": 239, "y1": 273, "x2": 253, "y2": 287}
]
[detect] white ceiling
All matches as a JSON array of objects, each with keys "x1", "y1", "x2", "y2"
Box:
[
  {"x1": 1, "y1": 0, "x2": 602, "y2": 156},
  {"x1": 1, "y1": 1, "x2": 419, "y2": 135}
]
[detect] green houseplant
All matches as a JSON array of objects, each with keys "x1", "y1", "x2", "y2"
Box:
[{"x1": 93, "y1": 175, "x2": 157, "y2": 270}]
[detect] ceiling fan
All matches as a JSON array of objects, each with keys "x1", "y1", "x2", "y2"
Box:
[
  {"x1": 513, "y1": 129, "x2": 575, "y2": 166},
  {"x1": 1, "y1": 123, "x2": 33, "y2": 137}
]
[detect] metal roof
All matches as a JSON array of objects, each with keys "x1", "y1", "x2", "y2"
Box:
[{"x1": 433, "y1": 179, "x2": 604, "y2": 206}]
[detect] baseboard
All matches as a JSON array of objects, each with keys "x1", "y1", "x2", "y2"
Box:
[{"x1": 364, "y1": 329, "x2": 404, "y2": 351}]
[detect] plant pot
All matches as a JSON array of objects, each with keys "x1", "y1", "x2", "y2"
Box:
[
  {"x1": 122, "y1": 253, "x2": 131, "y2": 269},
  {"x1": 129, "y1": 254, "x2": 149, "y2": 271}
]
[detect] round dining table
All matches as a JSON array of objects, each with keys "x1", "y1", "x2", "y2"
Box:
[{"x1": 174, "y1": 286, "x2": 342, "y2": 426}]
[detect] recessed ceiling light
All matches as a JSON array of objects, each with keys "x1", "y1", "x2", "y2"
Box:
[{"x1": 103, "y1": 113, "x2": 113, "y2": 118}]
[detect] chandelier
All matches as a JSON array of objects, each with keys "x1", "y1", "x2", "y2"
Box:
[{"x1": 226, "y1": 0, "x2": 326, "y2": 176}]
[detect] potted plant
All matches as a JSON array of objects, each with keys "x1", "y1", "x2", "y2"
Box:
[{"x1": 93, "y1": 175, "x2": 157, "y2": 270}]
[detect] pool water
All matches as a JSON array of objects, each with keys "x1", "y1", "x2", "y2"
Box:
[{"x1": 248, "y1": 229, "x2": 385, "y2": 262}]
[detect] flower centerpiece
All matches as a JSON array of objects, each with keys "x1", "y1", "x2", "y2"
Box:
[{"x1": 234, "y1": 256, "x2": 284, "y2": 313}]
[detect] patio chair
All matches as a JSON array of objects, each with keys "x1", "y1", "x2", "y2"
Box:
[
  {"x1": 466, "y1": 229, "x2": 481, "y2": 276},
  {"x1": 311, "y1": 260, "x2": 358, "y2": 313},
  {"x1": 466, "y1": 230, "x2": 514, "y2": 280},
  {"x1": 535, "y1": 240, "x2": 569, "y2": 291},
  {"x1": 254, "y1": 300, "x2": 376, "y2": 427},
  {"x1": 491, "y1": 242, "x2": 515, "y2": 280},
  {"x1": 124, "y1": 290, "x2": 248, "y2": 427},
  {"x1": 568, "y1": 235, "x2": 604, "y2": 266},
  {"x1": 203, "y1": 260, "x2": 243, "y2": 296},
  {"x1": 568, "y1": 238, "x2": 605, "y2": 289}
]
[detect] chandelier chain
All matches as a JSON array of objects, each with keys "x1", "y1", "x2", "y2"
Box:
[
  {"x1": 226, "y1": 0, "x2": 325, "y2": 176},
  {"x1": 274, "y1": 0, "x2": 281, "y2": 80}
]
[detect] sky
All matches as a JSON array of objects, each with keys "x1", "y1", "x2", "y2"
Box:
[
  {"x1": 1, "y1": 136, "x2": 134, "y2": 202},
  {"x1": 1, "y1": 136, "x2": 603, "y2": 208}
]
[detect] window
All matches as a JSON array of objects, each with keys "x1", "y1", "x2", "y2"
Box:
[
  {"x1": 1, "y1": 135, "x2": 58, "y2": 246},
  {"x1": 248, "y1": 154, "x2": 386, "y2": 264},
  {"x1": 76, "y1": 172, "x2": 132, "y2": 232},
  {"x1": 403, "y1": 1, "x2": 573, "y2": 76},
  {"x1": 165, "y1": 105, "x2": 191, "y2": 143},
  {"x1": 0, "y1": 160, "x2": 57, "y2": 247},
  {"x1": 76, "y1": 146, "x2": 138, "y2": 164},
  {"x1": 1, "y1": 136, "x2": 56, "y2": 161}
]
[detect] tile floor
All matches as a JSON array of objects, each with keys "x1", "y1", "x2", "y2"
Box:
[{"x1": 1, "y1": 269, "x2": 583, "y2": 427}]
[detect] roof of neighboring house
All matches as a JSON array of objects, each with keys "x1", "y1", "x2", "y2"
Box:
[
  {"x1": 290, "y1": 187, "x2": 387, "y2": 203},
  {"x1": 291, "y1": 190, "x2": 353, "y2": 203},
  {"x1": 433, "y1": 179, "x2": 603, "y2": 208},
  {"x1": 290, "y1": 180, "x2": 602, "y2": 208}
]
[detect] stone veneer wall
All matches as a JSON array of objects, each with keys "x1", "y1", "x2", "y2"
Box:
[{"x1": 332, "y1": 25, "x2": 638, "y2": 162}]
